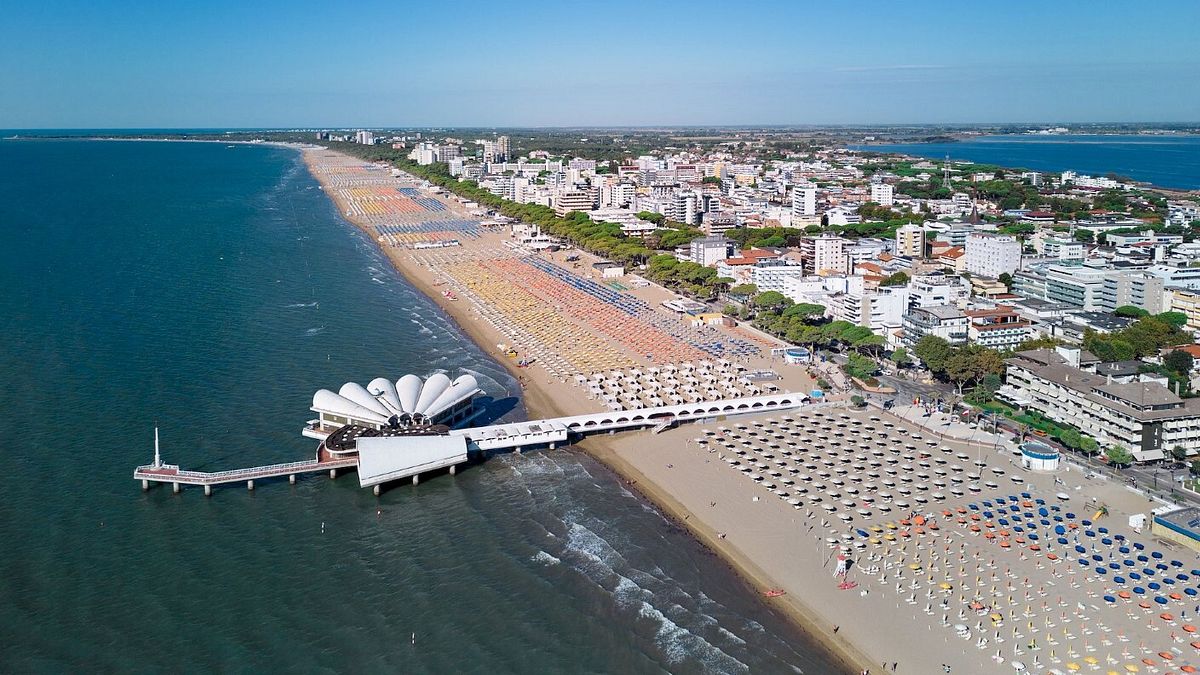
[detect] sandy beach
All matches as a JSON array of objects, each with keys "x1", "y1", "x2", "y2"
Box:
[{"x1": 299, "y1": 146, "x2": 1200, "y2": 675}]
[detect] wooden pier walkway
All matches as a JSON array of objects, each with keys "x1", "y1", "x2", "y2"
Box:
[{"x1": 134, "y1": 445, "x2": 358, "y2": 495}]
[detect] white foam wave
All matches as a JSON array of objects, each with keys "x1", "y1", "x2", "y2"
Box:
[
  {"x1": 284, "y1": 301, "x2": 319, "y2": 308},
  {"x1": 532, "y1": 551, "x2": 561, "y2": 566},
  {"x1": 638, "y1": 600, "x2": 748, "y2": 672},
  {"x1": 303, "y1": 326, "x2": 326, "y2": 336}
]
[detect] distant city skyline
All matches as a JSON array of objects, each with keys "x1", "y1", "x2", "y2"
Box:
[{"x1": 3, "y1": 0, "x2": 1199, "y2": 128}]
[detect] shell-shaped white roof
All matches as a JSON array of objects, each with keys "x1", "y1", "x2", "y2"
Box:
[{"x1": 313, "y1": 373, "x2": 480, "y2": 423}]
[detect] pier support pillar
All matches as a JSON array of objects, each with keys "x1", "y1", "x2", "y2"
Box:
[
  {"x1": 141, "y1": 479, "x2": 149, "y2": 491},
  {"x1": 412, "y1": 474, "x2": 420, "y2": 486},
  {"x1": 608, "y1": 429, "x2": 615, "y2": 435},
  {"x1": 329, "y1": 468, "x2": 337, "y2": 479},
  {"x1": 204, "y1": 484, "x2": 212, "y2": 497},
  {"x1": 549, "y1": 442, "x2": 556, "y2": 450},
  {"x1": 514, "y1": 446, "x2": 522, "y2": 455},
  {"x1": 449, "y1": 464, "x2": 456, "y2": 476},
  {"x1": 247, "y1": 480, "x2": 255, "y2": 491},
  {"x1": 289, "y1": 474, "x2": 296, "y2": 485},
  {"x1": 373, "y1": 484, "x2": 381, "y2": 496},
  {"x1": 173, "y1": 482, "x2": 180, "y2": 494}
]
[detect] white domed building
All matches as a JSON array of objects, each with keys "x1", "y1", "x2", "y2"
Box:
[{"x1": 303, "y1": 373, "x2": 480, "y2": 444}]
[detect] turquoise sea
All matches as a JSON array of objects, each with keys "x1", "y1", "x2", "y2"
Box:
[
  {"x1": 854, "y1": 134, "x2": 1200, "y2": 190},
  {"x1": 0, "y1": 139, "x2": 837, "y2": 673}
]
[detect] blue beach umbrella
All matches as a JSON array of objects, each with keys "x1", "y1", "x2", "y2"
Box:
[
  {"x1": 1134, "y1": 542, "x2": 1145, "y2": 551},
  {"x1": 1152, "y1": 551, "x2": 1164, "y2": 560},
  {"x1": 1075, "y1": 545, "x2": 1086, "y2": 554},
  {"x1": 1093, "y1": 554, "x2": 1104, "y2": 562},
  {"x1": 1149, "y1": 582, "x2": 1161, "y2": 591},
  {"x1": 1133, "y1": 586, "x2": 1145, "y2": 595},
  {"x1": 1104, "y1": 595, "x2": 1116, "y2": 603},
  {"x1": 1185, "y1": 587, "x2": 1198, "y2": 597},
  {"x1": 1123, "y1": 560, "x2": 1135, "y2": 567},
  {"x1": 1114, "y1": 576, "x2": 1126, "y2": 584},
  {"x1": 1131, "y1": 572, "x2": 1143, "y2": 580},
  {"x1": 1055, "y1": 525, "x2": 1066, "y2": 535},
  {"x1": 1058, "y1": 537, "x2": 1069, "y2": 545},
  {"x1": 1109, "y1": 562, "x2": 1120, "y2": 570},
  {"x1": 1155, "y1": 596, "x2": 1169, "y2": 605},
  {"x1": 1066, "y1": 512, "x2": 1076, "y2": 519}
]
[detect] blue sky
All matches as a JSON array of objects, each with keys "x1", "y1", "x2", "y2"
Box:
[{"x1": 2, "y1": 0, "x2": 1198, "y2": 128}]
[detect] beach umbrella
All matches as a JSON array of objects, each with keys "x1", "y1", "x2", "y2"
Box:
[{"x1": 1155, "y1": 596, "x2": 1168, "y2": 605}]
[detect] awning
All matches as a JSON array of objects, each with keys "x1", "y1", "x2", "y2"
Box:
[{"x1": 1133, "y1": 448, "x2": 1166, "y2": 463}]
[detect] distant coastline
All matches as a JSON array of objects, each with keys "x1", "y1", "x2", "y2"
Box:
[{"x1": 849, "y1": 133, "x2": 1200, "y2": 192}]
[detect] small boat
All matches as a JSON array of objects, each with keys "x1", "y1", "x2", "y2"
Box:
[{"x1": 762, "y1": 589, "x2": 787, "y2": 598}]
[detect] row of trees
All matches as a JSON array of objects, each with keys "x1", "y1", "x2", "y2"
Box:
[{"x1": 329, "y1": 143, "x2": 730, "y2": 297}]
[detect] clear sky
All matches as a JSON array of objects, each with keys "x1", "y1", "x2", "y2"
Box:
[{"x1": 2, "y1": 0, "x2": 1198, "y2": 128}]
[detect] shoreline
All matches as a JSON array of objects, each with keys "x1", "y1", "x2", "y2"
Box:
[{"x1": 299, "y1": 146, "x2": 866, "y2": 674}]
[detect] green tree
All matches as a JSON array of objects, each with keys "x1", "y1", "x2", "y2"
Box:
[
  {"x1": 890, "y1": 347, "x2": 911, "y2": 368},
  {"x1": 1191, "y1": 459, "x2": 1200, "y2": 477},
  {"x1": 843, "y1": 353, "x2": 878, "y2": 380},
  {"x1": 1165, "y1": 350, "x2": 1195, "y2": 376},
  {"x1": 1079, "y1": 436, "x2": 1099, "y2": 455},
  {"x1": 784, "y1": 302, "x2": 826, "y2": 319},
  {"x1": 879, "y1": 271, "x2": 910, "y2": 287},
  {"x1": 1114, "y1": 305, "x2": 1150, "y2": 319},
  {"x1": 850, "y1": 394, "x2": 866, "y2": 408},
  {"x1": 728, "y1": 283, "x2": 758, "y2": 298},
  {"x1": 997, "y1": 272, "x2": 1013, "y2": 290},
  {"x1": 1172, "y1": 445, "x2": 1190, "y2": 462},
  {"x1": 1155, "y1": 311, "x2": 1189, "y2": 328},
  {"x1": 753, "y1": 291, "x2": 792, "y2": 311},
  {"x1": 1059, "y1": 428, "x2": 1083, "y2": 450},
  {"x1": 914, "y1": 335, "x2": 953, "y2": 373},
  {"x1": 1105, "y1": 445, "x2": 1134, "y2": 468}
]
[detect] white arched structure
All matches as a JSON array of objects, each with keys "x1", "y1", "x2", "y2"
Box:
[{"x1": 308, "y1": 373, "x2": 480, "y2": 435}]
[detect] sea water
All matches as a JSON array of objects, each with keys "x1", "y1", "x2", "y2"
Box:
[
  {"x1": 855, "y1": 134, "x2": 1200, "y2": 190},
  {"x1": 0, "y1": 139, "x2": 838, "y2": 674}
]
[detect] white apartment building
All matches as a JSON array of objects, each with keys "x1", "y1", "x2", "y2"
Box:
[
  {"x1": 792, "y1": 184, "x2": 817, "y2": 217},
  {"x1": 902, "y1": 305, "x2": 969, "y2": 347},
  {"x1": 554, "y1": 190, "x2": 595, "y2": 216},
  {"x1": 689, "y1": 236, "x2": 736, "y2": 266},
  {"x1": 895, "y1": 223, "x2": 925, "y2": 258},
  {"x1": 870, "y1": 182, "x2": 894, "y2": 207},
  {"x1": 999, "y1": 347, "x2": 1200, "y2": 460},
  {"x1": 963, "y1": 233, "x2": 1021, "y2": 279},
  {"x1": 909, "y1": 273, "x2": 970, "y2": 308},
  {"x1": 751, "y1": 260, "x2": 809, "y2": 294},
  {"x1": 804, "y1": 234, "x2": 851, "y2": 275}
]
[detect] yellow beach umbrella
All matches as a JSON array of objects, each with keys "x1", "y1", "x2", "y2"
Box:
[{"x1": 1066, "y1": 663, "x2": 1080, "y2": 671}]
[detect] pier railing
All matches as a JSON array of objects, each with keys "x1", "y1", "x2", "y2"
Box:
[{"x1": 134, "y1": 456, "x2": 358, "y2": 486}]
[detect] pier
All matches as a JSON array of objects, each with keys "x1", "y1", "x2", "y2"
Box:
[
  {"x1": 135, "y1": 392, "x2": 804, "y2": 495},
  {"x1": 134, "y1": 430, "x2": 358, "y2": 495}
]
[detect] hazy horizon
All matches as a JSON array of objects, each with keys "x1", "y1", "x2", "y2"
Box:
[{"x1": 3, "y1": 0, "x2": 1198, "y2": 128}]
